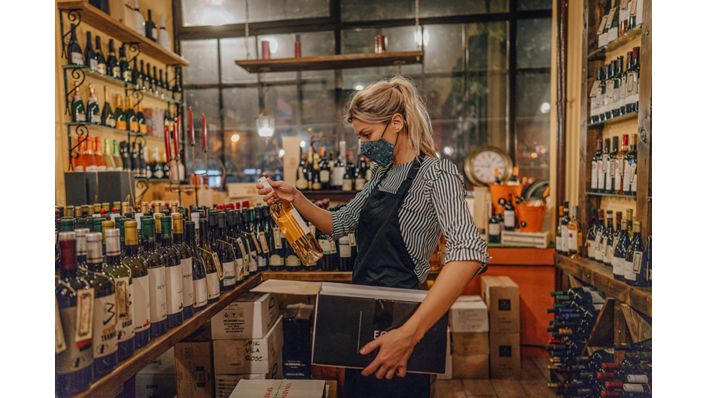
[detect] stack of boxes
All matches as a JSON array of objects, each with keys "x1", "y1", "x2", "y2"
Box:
[
  {"x1": 481, "y1": 276, "x2": 521, "y2": 378},
  {"x1": 136, "y1": 348, "x2": 177, "y2": 397},
  {"x1": 447, "y1": 296, "x2": 490, "y2": 379},
  {"x1": 282, "y1": 304, "x2": 314, "y2": 379}
]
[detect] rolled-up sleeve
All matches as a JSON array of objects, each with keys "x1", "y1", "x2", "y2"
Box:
[
  {"x1": 430, "y1": 159, "x2": 490, "y2": 273},
  {"x1": 330, "y1": 168, "x2": 377, "y2": 240}
]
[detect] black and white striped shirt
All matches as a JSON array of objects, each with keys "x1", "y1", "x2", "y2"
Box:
[{"x1": 331, "y1": 156, "x2": 489, "y2": 283}]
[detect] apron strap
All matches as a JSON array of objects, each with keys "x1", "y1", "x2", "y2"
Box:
[{"x1": 394, "y1": 154, "x2": 424, "y2": 199}]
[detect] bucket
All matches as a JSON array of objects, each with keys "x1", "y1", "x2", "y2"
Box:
[
  {"x1": 488, "y1": 184, "x2": 524, "y2": 215},
  {"x1": 517, "y1": 203, "x2": 546, "y2": 233}
]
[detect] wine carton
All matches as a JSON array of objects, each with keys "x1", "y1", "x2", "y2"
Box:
[
  {"x1": 215, "y1": 374, "x2": 270, "y2": 398},
  {"x1": 213, "y1": 316, "x2": 283, "y2": 375},
  {"x1": 135, "y1": 373, "x2": 177, "y2": 398},
  {"x1": 228, "y1": 379, "x2": 326, "y2": 398},
  {"x1": 211, "y1": 292, "x2": 279, "y2": 340},
  {"x1": 489, "y1": 332, "x2": 521, "y2": 378},
  {"x1": 283, "y1": 304, "x2": 314, "y2": 379},
  {"x1": 449, "y1": 295, "x2": 489, "y2": 333},
  {"x1": 480, "y1": 276, "x2": 520, "y2": 333},
  {"x1": 175, "y1": 341, "x2": 214, "y2": 398},
  {"x1": 137, "y1": 348, "x2": 175, "y2": 374},
  {"x1": 451, "y1": 332, "x2": 490, "y2": 356},
  {"x1": 452, "y1": 353, "x2": 489, "y2": 379}
]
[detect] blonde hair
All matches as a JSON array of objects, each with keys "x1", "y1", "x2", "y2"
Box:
[{"x1": 346, "y1": 76, "x2": 437, "y2": 158}]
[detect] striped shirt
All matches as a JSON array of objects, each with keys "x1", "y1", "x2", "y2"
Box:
[{"x1": 331, "y1": 156, "x2": 489, "y2": 283}]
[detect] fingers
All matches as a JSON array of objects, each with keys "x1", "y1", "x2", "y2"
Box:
[
  {"x1": 269, "y1": 179, "x2": 285, "y2": 188},
  {"x1": 385, "y1": 368, "x2": 396, "y2": 380},
  {"x1": 396, "y1": 365, "x2": 407, "y2": 378},
  {"x1": 360, "y1": 339, "x2": 381, "y2": 356},
  {"x1": 256, "y1": 187, "x2": 273, "y2": 195},
  {"x1": 361, "y1": 356, "x2": 382, "y2": 377},
  {"x1": 375, "y1": 365, "x2": 389, "y2": 380}
]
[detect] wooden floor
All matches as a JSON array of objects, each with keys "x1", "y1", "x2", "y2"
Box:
[{"x1": 433, "y1": 357, "x2": 557, "y2": 398}]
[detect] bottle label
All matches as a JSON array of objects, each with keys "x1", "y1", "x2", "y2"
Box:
[
  {"x1": 259, "y1": 232, "x2": 270, "y2": 253},
  {"x1": 560, "y1": 226, "x2": 569, "y2": 252},
  {"x1": 132, "y1": 275, "x2": 150, "y2": 333},
  {"x1": 71, "y1": 52, "x2": 83, "y2": 65},
  {"x1": 93, "y1": 294, "x2": 118, "y2": 359},
  {"x1": 630, "y1": 165, "x2": 638, "y2": 193},
  {"x1": 290, "y1": 209, "x2": 310, "y2": 236},
  {"x1": 249, "y1": 232, "x2": 261, "y2": 254},
  {"x1": 114, "y1": 277, "x2": 135, "y2": 343},
  {"x1": 332, "y1": 167, "x2": 345, "y2": 186},
  {"x1": 320, "y1": 169, "x2": 330, "y2": 183},
  {"x1": 166, "y1": 265, "x2": 183, "y2": 315},
  {"x1": 328, "y1": 238, "x2": 337, "y2": 255},
  {"x1": 123, "y1": 70, "x2": 132, "y2": 82},
  {"x1": 503, "y1": 210, "x2": 515, "y2": 229},
  {"x1": 568, "y1": 229, "x2": 578, "y2": 251},
  {"x1": 97, "y1": 63, "x2": 106, "y2": 75},
  {"x1": 193, "y1": 278, "x2": 208, "y2": 308},
  {"x1": 273, "y1": 228, "x2": 283, "y2": 250},
  {"x1": 355, "y1": 178, "x2": 366, "y2": 191},
  {"x1": 181, "y1": 258, "x2": 194, "y2": 308},
  {"x1": 286, "y1": 255, "x2": 300, "y2": 267},
  {"x1": 623, "y1": 161, "x2": 633, "y2": 192},
  {"x1": 55, "y1": 298, "x2": 67, "y2": 354},
  {"x1": 614, "y1": 161, "x2": 623, "y2": 192},
  {"x1": 598, "y1": 163, "x2": 606, "y2": 190},
  {"x1": 590, "y1": 161, "x2": 598, "y2": 190},
  {"x1": 348, "y1": 232, "x2": 357, "y2": 247},
  {"x1": 612, "y1": 255, "x2": 623, "y2": 276},
  {"x1": 339, "y1": 237, "x2": 351, "y2": 258},
  {"x1": 626, "y1": 374, "x2": 649, "y2": 384},
  {"x1": 604, "y1": 242, "x2": 614, "y2": 262},
  {"x1": 236, "y1": 238, "x2": 248, "y2": 262},
  {"x1": 596, "y1": 240, "x2": 605, "y2": 261},
  {"x1": 112, "y1": 66, "x2": 121, "y2": 78},
  {"x1": 222, "y1": 261, "x2": 236, "y2": 287},
  {"x1": 270, "y1": 254, "x2": 284, "y2": 266},
  {"x1": 75, "y1": 288, "x2": 94, "y2": 347},
  {"x1": 319, "y1": 239, "x2": 329, "y2": 253},
  {"x1": 488, "y1": 223, "x2": 501, "y2": 237},
  {"x1": 57, "y1": 305, "x2": 93, "y2": 375},
  {"x1": 342, "y1": 179, "x2": 353, "y2": 192},
  {"x1": 148, "y1": 267, "x2": 167, "y2": 322},
  {"x1": 235, "y1": 258, "x2": 245, "y2": 281},
  {"x1": 206, "y1": 272, "x2": 220, "y2": 300}
]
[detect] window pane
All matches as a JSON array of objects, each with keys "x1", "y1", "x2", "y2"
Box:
[
  {"x1": 518, "y1": 0, "x2": 552, "y2": 10},
  {"x1": 223, "y1": 87, "x2": 259, "y2": 131},
  {"x1": 302, "y1": 79, "x2": 336, "y2": 125},
  {"x1": 423, "y1": 25, "x2": 464, "y2": 73},
  {"x1": 264, "y1": 84, "x2": 299, "y2": 131},
  {"x1": 342, "y1": 0, "x2": 414, "y2": 21},
  {"x1": 247, "y1": 0, "x2": 329, "y2": 22},
  {"x1": 181, "y1": 40, "x2": 219, "y2": 84},
  {"x1": 421, "y1": 0, "x2": 508, "y2": 17},
  {"x1": 184, "y1": 89, "x2": 222, "y2": 173},
  {"x1": 421, "y1": 75, "x2": 463, "y2": 120},
  {"x1": 181, "y1": 0, "x2": 245, "y2": 26},
  {"x1": 342, "y1": 26, "x2": 417, "y2": 54},
  {"x1": 181, "y1": 0, "x2": 328, "y2": 26},
  {"x1": 221, "y1": 37, "x2": 258, "y2": 84},
  {"x1": 516, "y1": 18, "x2": 552, "y2": 68},
  {"x1": 515, "y1": 72, "x2": 550, "y2": 181},
  {"x1": 467, "y1": 22, "x2": 507, "y2": 71}
]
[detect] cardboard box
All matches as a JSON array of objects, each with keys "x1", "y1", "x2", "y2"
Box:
[
  {"x1": 138, "y1": 348, "x2": 176, "y2": 375},
  {"x1": 175, "y1": 342, "x2": 214, "y2": 398},
  {"x1": 489, "y1": 333, "x2": 521, "y2": 378},
  {"x1": 283, "y1": 304, "x2": 314, "y2": 379},
  {"x1": 451, "y1": 332, "x2": 489, "y2": 356},
  {"x1": 312, "y1": 282, "x2": 448, "y2": 374},
  {"x1": 452, "y1": 354, "x2": 489, "y2": 379},
  {"x1": 211, "y1": 292, "x2": 279, "y2": 340},
  {"x1": 229, "y1": 379, "x2": 326, "y2": 398},
  {"x1": 213, "y1": 316, "x2": 283, "y2": 375},
  {"x1": 324, "y1": 380, "x2": 337, "y2": 398},
  {"x1": 215, "y1": 374, "x2": 268, "y2": 398},
  {"x1": 449, "y1": 295, "x2": 489, "y2": 333},
  {"x1": 480, "y1": 276, "x2": 520, "y2": 333},
  {"x1": 135, "y1": 373, "x2": 177, "y2": 398}
]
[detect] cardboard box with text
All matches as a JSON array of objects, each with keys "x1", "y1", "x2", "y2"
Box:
[{"x1": 480, "y1": 276, "x2": 520, "y2": 333}]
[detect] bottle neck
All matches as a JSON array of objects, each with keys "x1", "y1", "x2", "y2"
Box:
[
  {"x1": 125, "y1": 242, "x2": 139, "y2": 256},
  {"x1": 59, "y1": 241, "x2": 78, "y2": 278},
  {"x1": 106, "y1": 251, "x2": 121, "y2": 266}
]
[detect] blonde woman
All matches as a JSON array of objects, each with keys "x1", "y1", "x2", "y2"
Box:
[{"x1": 258, "y1": 76, "x2": 488, "y2": 398}]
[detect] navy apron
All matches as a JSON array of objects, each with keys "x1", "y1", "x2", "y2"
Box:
[{"x1": 344, "y1": 155, "x2": 431, "y2": 398}]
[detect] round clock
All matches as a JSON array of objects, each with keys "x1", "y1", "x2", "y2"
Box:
[{"x1": 463, "y1": 146, "x2": 513, "y2": 186}]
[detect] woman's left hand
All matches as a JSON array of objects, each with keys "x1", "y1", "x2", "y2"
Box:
[{"x1": 359, "y1": 323, "x2": 418, "y2": 380}]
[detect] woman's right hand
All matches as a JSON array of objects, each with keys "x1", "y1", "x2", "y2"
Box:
[{"x1": 256, "y1": 174, "x2": 299, "y2": 206}]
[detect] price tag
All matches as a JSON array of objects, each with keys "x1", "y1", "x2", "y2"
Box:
[
  {"x1": 249, "y1": 232, "x2": 261, "y2": 253},
  {"x1": 75, "y1": 288, "x2": 94, "y2": 349},
  {"x1": 259, "y1": 232, "x2": 270, "y2": 254},
  {"x1": 273, "y1": 228, "x2": 283, "y2": 250},
  {"x1": 55, "y1": 298, "x2": 67, "y2": 354}
]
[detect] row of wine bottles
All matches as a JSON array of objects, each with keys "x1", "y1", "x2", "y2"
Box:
[
  {"x1": 296, "y1": 143, "x2": 372, "y2": 192},
  {"x1": 66, "y1": 25, "x2": 181, "y2": 99},
  {"x1": 547, "y1": 288, "x2": 651, "y2": 397},
  {"x1": 589, "y1": 47, "x2": 641, "y2": 124},
  {"x1": 590, "y1": 134, "x2": 638, "y2": 196}
]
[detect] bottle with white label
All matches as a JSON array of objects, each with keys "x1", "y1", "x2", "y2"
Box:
[
  {"x1": 102, "y1": 228, "x2": 135, "y2": 362},
  {"x1": 187, "y1": 221, "x2": 208, "y2": 312},
  {"x1": 234, "y1": 210, "x2": 257, "y2": 276},
  {"x1": 84, "y1": 232, "x2": 118, "y2": 379},
  {"x1": 56, "y1": 231, "x2": 94, "y2": 396},
  {"x1": 225, "y1": 210, "x2": 247, "y2": 282},
  {"x1": 67, "y1": 23, "x2": 83, "y2": 66},
  {"x1": 199, "y1": 218, "x2": 221, "y2": 303},
  {"x1": 172, "y1": 213, "x2": 193, "y2": 319},
  {"x1": 213, "y1": 211, "x2": 236, "y2": 290},
  {"x1": 159, "y1": 214, "x2": 183, "y2": 329},
  {"x1": 268, "y1": 218, "x2": 286, "y2": 271},
  {"x1": 591, "y1": 139, "x2": 602, "y2": 192},
  {"x1": 338, "y1": 235, "x2": 352, "y2": 271},
  {"x1": 140, "y1": 217, "x2": 167, "y2": 339},
  {"x1": 559, "y1": 203, "x2": 570, "y2": 255},
  {"x1": 624, "y1": 221, "x2": 645, "y2": 285},
  {"x1": 122, "y1": 220, "x2": 150, "y2": 348},
  {"x1": 503, "y1": 194, "x2": 516, "y2": 232},
  {"x1": 257, "y1": 205, "x2": 272, "y2": 269}
]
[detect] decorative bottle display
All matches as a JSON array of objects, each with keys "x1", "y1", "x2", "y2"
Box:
[
  {"x1": 102, "y1": 229, "x2": 135, "y2": 362},
  {"x1": 122, "y1": 220, "x2": 150, "y2": 348}
]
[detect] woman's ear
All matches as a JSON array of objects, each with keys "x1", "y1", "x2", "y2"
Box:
[{"x1": 391, "y1": 113, "x2": 405, "y2": 133}]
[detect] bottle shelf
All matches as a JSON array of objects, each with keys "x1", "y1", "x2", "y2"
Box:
[
  {"x1": 58, "y1": 0, "x2": 189, "y2": 66},
  {"x1": 235, "y1": 51, "x2": 423, "y2": 73},
  {"x1": 63, "y1": 65, "x2": 183, "y2": 105},
  {"x1": 555, "y1": 254, "x2": 651, "y2": 318},
  {"x1": 588, "y1": 25, "x2": 643, "y2": 60},
  {"x1": 587, "y1": 191, "x2": 636, "y2": 200},
  {"x1": 66, "y1": 121, "x2": 143, "y2": 137},
  {"x1": 588, "y1": 110, "x2": 638, "y2": 128}
]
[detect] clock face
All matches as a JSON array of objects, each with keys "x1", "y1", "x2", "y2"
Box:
[{"x1": 472, "y1": 150, "x2": 509, "y2": 184}]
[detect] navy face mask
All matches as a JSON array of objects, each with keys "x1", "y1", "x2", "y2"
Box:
[{"x1": 360, "y1": 119, "x2": 396, "y2": 168}]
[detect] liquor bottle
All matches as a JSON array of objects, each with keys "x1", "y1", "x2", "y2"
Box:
[
  {"x1": 198, "y1": 217, "x2": 221, "y2": 303},
  {"x1": 612, "y1": 216, "x2": 627, "y2": 280},
  {"x1": 331, "y1": 151, "x2": 345, "y2": 190},
  {"x1": 114, "y1": 95, "x2": 126, "y2": 131},
  {"x1": 122, "y1": 220, "x2": 150, "y2": 348},
  {"x1": 100, "y1": 86, "x2": 115, "y2": 127},
  {"x1": 159, "y1": 215, "x2": 183, "y2": 328},
  {"x1": 112, "y1": 140, "x2": 123, "y2": 171},
  {"x1": 145, "y1": 9, "x2": 158, "y2": 41},
  {"x1": 233, "y1": 210, "x2": 256, "y2": 277},
  {"x1": 600, "y1": 138, "x2": 611, "y2": 193},
  {"x1": 568, "y1": 205, "x2": 580, "y2": 256},
  {"x1": 67, "y1": 23, "x2": 83, "y2": 66},
  {"x1": 103, "y1": 138, "x2": 116, "y2": 170},
  {"x1": 624, "y1": 221, "x2": 645, "y2": 286},
  {"x1": 133, "y1": 0, "x2": 146, "y2": 36},
  {"x1": 354, "y1": 155, "x2": 367, "y2": 191},
  {"x1": 341, "y1": 157, "x2": 354, "y2": 192},
  {"x1": 135, "y1": 59, "x2": 145, "y2": 91},
  {"x1": 624, "y1": 134, "x2": 638, "y2": 196},
  {"x1": 259, "y1": 177, "x2": 324, "y2": 266},
  {"x1": 609, "y1": 136, "x2": 620, "y2": 193},
  {"x1": 186, "y1": 221, "x2": 208, "y2": 312},
  {"x1": 320, "y1": 149, "x2": 331, "y2": 190},
  {"x1": 172, "y1": 213, "x2": 193, "y2": 319},
  {"x1": 256, "y1": 205, "x2": 272, "y2": 269},
  {"x1": 627, "y1": 47, "x2": 640, "y2": 113},
  {"x1": 503, "y1": 194, "x2": 516, "y2": 232},
  {"x1": 213, "y1": 212, "x2": 236, "y2": 290},
  {"x1": 106, "y1": 39, "x2": 119, "y2": 79},
  {"x1": 85, "y1": 31, "x2": 96, "y2": 72},
  {"x1": 126, "y1": 97, "x2": 138, "y2": 132},
  {"x1": 245, "y1": 208, "x2": 265, "y2": 273},
  {"x1": 118, "y1": 44, "x2": 131, "y2": 83},
  {"x1": 153, "y1": 65, "x2": 159, "y2": 96},
  {"x1": 136, "y1": 104, "x2": 147, "y2": 134},
  {"x1": 268, "y1": 208, "x2": 286, "y2": 271},
  {"x1": 71, "y1": 81, "x2": 86, "y2": 123},
  {"x1": 94, "y1": 137, "x2": 107, "y2": 171},
  {"x1": 140, "y1": 217, "x2": 167, "y2": 338},
  {"x1": 83, "y1": 232, "x2": 118, "y2": 379},
  {"x1": 95, "y1": 35, "x2": 106, "y2": 75},
  {"x1": 304, "y1": 223, "x2": 321, "y2": 271},
  {"x1": 145, "y1": 62, "x2": 153, "y2": 93},
  {"x1": 225, "y1": 210, "x2": 246, "y2": 283},
  {"x1": 86, "y1": 84, "x2": 100, "y2": 124},
  {"x1": 102, "y1": 229, "x2": 135, "y2": 362},
  {"x1": 311, "y1": 154, "x2": 322, "y2": 191},
  {"x1": 601, "y1": 211, "x2": 614, "y2": 265},
  {"x1": 295, "y1": 153, "x2": 309, "y2": 191},
  {"x1": 55, "y1": 232, "x2": 93, "y2": 396},
  {"x1": 487, "y1": 207, "x2": 502, "y2": 243}
]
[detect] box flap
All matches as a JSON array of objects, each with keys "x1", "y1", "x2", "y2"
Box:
[
  {"x1": 320, "y1": 282, "x2": 428, "y2": 302},
  {"x1": 252, "y1": 279, "x2": 322, "y2": 296}
]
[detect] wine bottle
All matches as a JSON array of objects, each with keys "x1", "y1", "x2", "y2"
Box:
[
  {"x1": 100, "y1": 86, "x2": 115, "y2": 127},
  {"x1": 199, "y1": 217, "x2": 221, "y2": 303},
  {"x1": 122, "y1": 220, "x2": 150, "y2": 348},
  {"x1": 114, "y1": 95, "x2": 126, "y2": 131},
  {"x1": 320, "y1": 149, "x2": 331, "y2": 190},
  {"x1": 602, "y1": 211, "x2": 615, "y2": 265},
  {"x1": 152, "y1": 65, "x2": 159, "y2": 96},
  {"x1": 593, "y1": 210, "x2": 605, "y2": 262},
  {"x1": 71, "y1": 81, "x2": 86, "y2": 123},
  {"x1": 86, "y1": 84, "x2": 100, "y2": 124},
  {"x1": 224, "y1": 210, "x2": 246, "y2": 283},
  {"x1": 145, "y1": 62, "x2": 153, "y2": 92},
  {"x1": 608, "y1": 136, "x2": 620, "y2": 193},
  {"x1": 488, "y1": 207, "x2": 501, "y2": 243},
  {"x1": 159, "y1": 215, "x2": 183, "y2": 328},
  {"x1": 331, "y1": 151, "x2": 345, "y2": 190},
  {"x1": 311, "y1": 154, "x2": 322, "y2": 191},
  {"x1": 172, "y1": 213, "x2": 193, "y2": 319},
  {"x1": 568, "y1": 205, "x2": 581, "y2": 256},
  {"x1": 338, "y1": 235, "x2": 352, "y2": 271},
  {"x1": 591, "y1": 138, "x2": 602, "y2": 192},
  {"x1": 244, "y1": 208, "x2": 264, "y2": 273},
  {"x1": 624, "y1": 221, "x2": 645, "y2": 286},
  {"x1": 342, "y1": 158, "x2": 353, "y2": 192},
  {"x1": 145, "y1": 9, "x2": 158, "y2": 41},
  {"x1": 126, "y1": 97, "x2": 138, "y2": 133},
  {"x1": 624, "y1": 134, "x2": 638, "y2": 196},
  {"x1": 118, "y1": 45, "x2": 131, "y2": 83},
  {"x1": 102, "y1": 229, "x2": 135, "y2": 362},
  {"x1": 349, "y1": 230, "x2": 358, "y2": 263},
  {"x1": 95, "y1": 35, "x2": 106, "y2": 75},
  {"x1": 140, "y1": 217, "x2": 167, "y2": 339},
  {"x1": 85, "y1": 31, "x2": 96, "y2": 72},
  {"x1": 158, "y1": 13, "x2": 171, "y2": 49},
  {"x1": 296, "y1": 153, "x2": 309, "y2": 191},
  {"x1": 186, "y1": 220, "x2": 209, "y2": 312},
  {"x1": 213, "y1": 212, "x2": 236, "y2": 290},
  {"x1": 106, "y1": 39, "x2": 119, "y2": 79},
  {"x1": 600, "y1": 138, "x2": 610, "y2": 193},
  {"x1": 55, "y1": 231, "x2": 94, "y2": 396},
  {"x1": 67, "y1": 23, "x2": 83, "y2": 66},
  {"x1": 256, "y1": 205, "x2": 271, "y2": 270},
  {"x1": 83, "y1": 232, "x2": 118, "y2": 379},
  {"x1": 259, "y1": 177, "x2": 324, "y2": 266},
  {"x1": 503, "y1": 194, "x2": 516, "y2": 232},
  {"x1": 354, "y1": 155, "x2": 366, "y2": 191},
  {"x1": 230, "y1": 210, "x2": 253, "y2": 279}
]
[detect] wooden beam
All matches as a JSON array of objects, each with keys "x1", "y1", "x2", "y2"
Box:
[
  {"x1": 619, "y1": 303, "x2": 652, "y2": 343},
  {"x1": 554, "y1": 0, "x2": 569, "y2": 211},
  {"x1": 636, "y1": 0, "x2": 652, "y2": 239},
  {"x1": 586, "y1": 298, "x2": 615, "y2": 347}
]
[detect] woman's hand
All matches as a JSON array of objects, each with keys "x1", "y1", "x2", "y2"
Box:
[
  {"x1": 256, "y1": 174, "x2": 299, "y2": 205},
  {"x1": 359, "y1": 323, "x2": 418, "y2": 380}
]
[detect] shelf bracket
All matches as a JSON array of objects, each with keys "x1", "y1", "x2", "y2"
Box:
[
  {"x1": 126, "y1": 42, "x2": 142, "y2": 65},
  {"x1": 60, "y1": 9, "x2": 82, "y2": 61},
  {"x1": 129, "y1": 88, "x2": 145, "y2": 108},
  {"x1": 69, "y1": 124, "x2": 90, "y2": 171},
  {"x1": 65, "y1": 68, "x2": 87, "y2": 116}
]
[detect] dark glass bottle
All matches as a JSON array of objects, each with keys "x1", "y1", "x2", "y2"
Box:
[
  {"x1": 70, "y1": 81, "x2": 86, "y2": 123},
  {"x1": 106, "y1": 39, "x2": 119, "y2": 79},
  {"x1": 601, "y1": 138, "x2": 611, "y2": 193},
  {"x1": 122, "y1": 220, "x2": 150, "y2": 348},
  {"x1": 119, "y1": 45, "x2": 131, "y2": 83},
  {"x1": 213, "y1": 212, "x2": 236, "y2": 290},
  {"x1": 354, "y1": 155, "x2": 367, "y2": 191},
  {"x1": 612, "y1": 215, "x2": 626, "y2": 280},
  {"x1": 602, "y1": 211, "x2": 615, "y2": 266},
  {"x1": 67, "y1": 23, "x2": 83, "y2": 66},
  {"x1": 224, "y1": 210, "x2": 246, "y2": 284},
  {"x1": 256, "y1": 205, "x2": 271, "y2": 270},
  {"x1": 591, "y1": 138, "x2": 602, "y2": 192},
  {"x1": 160, "y1": 215, "x2": 183, "y2": 328},
  {"x1": 229, "y1": 210, "x2": 251, "y2": 279},
  {"x1": 503, "y1": 194, "x2": 516, "y2": 232},
  {"x1": 84, "y1": 31, "x2": 96, "y2": 72},
  {"x1": 95, "y1": 35, "x2": 106, "y2": 75},
  {"x1": 199, "y1": 217, "x2": 221, "y2": 303},
  {"x1": 488, "y1": 207, "x2": 502, "y2": 243},
  {"x1": 86, "y1": 83, "x2": 100, "y2": 125},
  {"x1": 624, "y1": 221, "x2": 645, "y2": 286},
  {"x1": 172, "y1": 213, "x2": 193, "y2": 319},
  {"x1": 145, "y1": 9, "x2": 158, "y2": 41},
  {"x1": 100, "y1": 86, "x2": 115, "y2": 128},
  {"x1": 103, "y1": 229, "x2": 135, "y2": 362},
  {"x1": 609, "y1": 136, "x2": 620, "y2": 193},
  {"x1": 55, "y1": 232, "x2": 94, "y2": 396},
  {"x1": 338, "y1": 234, "x2": 352, "y2": 272},
  {"x1": 140, "y1": 217, "x2": 167, "y2": 339},
  {"x1": 187, "y1": 221, "x2": 209, "y2": 312},
  {"x1": 245, "y1": 208, "x2": 264, "y2": 273}
]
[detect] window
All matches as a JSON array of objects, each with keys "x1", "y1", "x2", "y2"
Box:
[{"x1": 176, "y1": 0, "x2": 552, "y2": 184}]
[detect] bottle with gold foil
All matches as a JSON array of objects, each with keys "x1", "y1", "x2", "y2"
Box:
[
  {"x1": 123, "y1": 220, "x2": 151, "y2": 348},
  {"x1": 140, "y1": 217, "x2": 167, "y2": 338},
  {"x1": 159, "y1": 215, "x2": 183, "y2": 328},
  {"x1": 172, "y1": 213, "x2": 194, "y2": 319},
  {"x1": 103, "y1": 229, "x2": 135, "y2": 362},
  {"x1": 114, "y1": 95, "x2": 126, "y2": 131},
  {"x1": 258, "y1": 177, "x2": 323, "y2": 266}
]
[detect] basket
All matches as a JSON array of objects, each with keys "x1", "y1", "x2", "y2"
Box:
[
  {"x1": 488, "y1": 184, "x2": 524, "y2": 215},
  {"x1": 516, "y1": 203, "x2": 546, "y2": 233}
]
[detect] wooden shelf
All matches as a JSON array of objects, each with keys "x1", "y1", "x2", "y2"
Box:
[
  {"x1": 588, "y1": 26, "x2": 643, "y2": 60},
  {"x1": 235, "y1": 51, "x2": 424, "y2": 73},
  {"x1": 587, "y1": 192, "x2": 637, "y2": 200},
  {"x1": 588, "y1": 110, "x2": 638, "y2": 127},
  {"x1": 301, "y1": 190, "x2": 360, "y2": 202},
  {"x1": 555, "y1": 254, "x2": 651, "y2": 317},
  {"x1": 66, "y1": 122, "x2": 141, "y2": 137},
  {"x1": 58, "y1": 0, "x2": 189, "y2": 66},
  {"x1": 73, "y1": 270, "x2": 351, "y2": 397}
]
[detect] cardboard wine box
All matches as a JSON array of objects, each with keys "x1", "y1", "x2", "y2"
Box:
[
  {"x1": 228, "y1": 379, "x2": 326, "y2": 398},
  {"x1": 175, "y1": 342, "x2": 214, "y2": 398},
  {"x1": 489, "y1": 333, "x2": 521, "y2": 378},
  {"x1": 451, "y1": 332, "x2": 490, "y2": 356},
  {"x1": 283, "y1": 303, "x2": 314, "y2": 379},
  {"x1": 448, "y1": 295, "x2": 489, "y2": 333},
  {"x1": 211, "y1": 292, "x2": 280, "y2": 340},
  {"x1": 135, "y1": 373, "x2": 177, "y2": 398},
  {"x1": 452, "y1": 354, "x2": 489, "y2": 379},
  {"x1": 215, "y1": 374, "x2": 269, "y2": 398},
  {"x1": 480, "y1": 276, "x2": 520, "y2": 333},
  {"x1": 213, "y1": 316, "x2": 283, "y2": 375}
]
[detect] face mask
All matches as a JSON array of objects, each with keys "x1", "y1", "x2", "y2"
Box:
[{"x1": 360, "y1": 119, "x2": 396, "y2": 168}]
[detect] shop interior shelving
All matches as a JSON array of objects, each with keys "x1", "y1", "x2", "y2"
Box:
[{"x1": 235, "y1": 51, "x2": 424, "y2": 73}]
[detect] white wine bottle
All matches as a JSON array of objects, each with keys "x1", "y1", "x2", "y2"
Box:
[{"x1": 258, "y1": 177, "x2": 323, "y2": 266}]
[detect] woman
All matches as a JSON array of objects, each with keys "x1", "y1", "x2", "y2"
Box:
[{"x1": 257, "y1": 76, "x2": 488, "y2": 398}]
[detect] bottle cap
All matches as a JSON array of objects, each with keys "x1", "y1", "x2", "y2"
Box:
[
  {"x1": 172, "y1": 212, "x2": 184, "y2": 233},
  {"x1": 59, "y1": 217, "x2": 76, "y2": 232},
  {"x1": 161, "y1": 215, "x2": 172, "y2": 237},
  {"x1": 105, "y1": 228, "x2": 121, "y2": 255},
  {"x1": 125, "y1": 220, "x2": 139, "y2": 245},
  {"x1": 86, "y1": 232, "x2": 103, "y2": 262}
]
